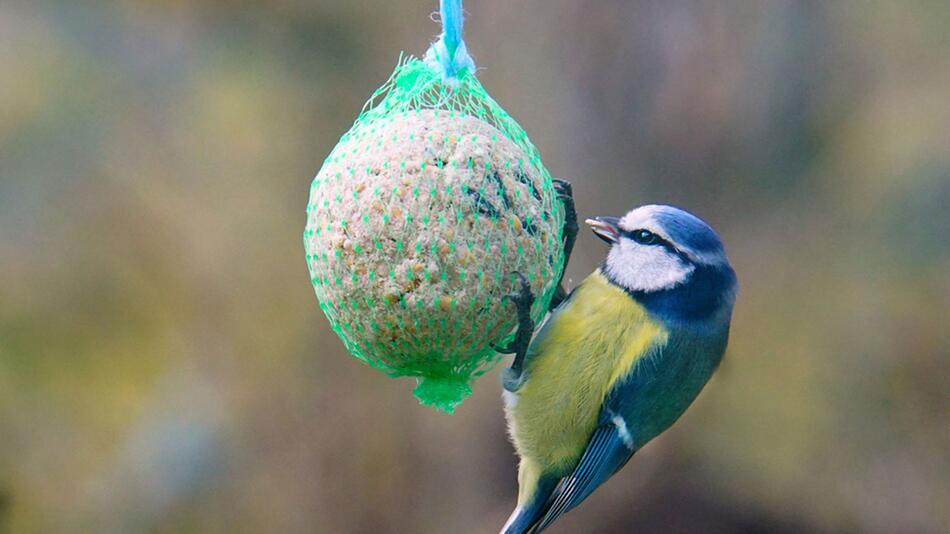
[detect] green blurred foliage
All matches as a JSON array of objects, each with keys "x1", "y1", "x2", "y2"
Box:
[{"x1": 1, "y1": 1, "x2": 948, "y2": 532}]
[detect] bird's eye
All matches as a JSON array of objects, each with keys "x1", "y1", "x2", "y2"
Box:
[{"x1": 630, "y1": 229, "x2": 658, "y2": 245}]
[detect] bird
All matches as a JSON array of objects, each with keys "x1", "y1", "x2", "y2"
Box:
[{"x1": 497, "y1": 204, "x2": 737, "y2": 534}]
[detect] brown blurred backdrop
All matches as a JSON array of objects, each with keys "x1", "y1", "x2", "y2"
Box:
[{"x1": 1, "y1": 1, "x2": 948, "y2": 532}]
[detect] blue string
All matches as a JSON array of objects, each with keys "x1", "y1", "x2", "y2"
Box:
[
  {"x1": 425, "y1": 0, "x2": 475, "y2": 81},
  {"x1": 441, "y1": 0, "x2": 463, "y2": 60}
]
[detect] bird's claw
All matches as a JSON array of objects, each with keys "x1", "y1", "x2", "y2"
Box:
[
  {"x1": 552, "y1": 178, "x2": 573, "y2": 200},
  {"x1": 549, "y1": 178, "x2": 578, "y2": 312},
  {"x1": 507, "y1": 272, "x2": 533, "y2": 310},
  {"x1": 496, "y1": 272, "x2": 536, "y2": 385}
]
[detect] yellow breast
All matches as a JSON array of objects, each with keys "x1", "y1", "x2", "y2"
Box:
[{"x1": 506, "y1": 270, "x2": 668, "y2": 474}]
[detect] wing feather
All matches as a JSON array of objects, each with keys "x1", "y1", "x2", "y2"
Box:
[{"x1": 529, "y1": 424, "x2": 635, "y2": 533}]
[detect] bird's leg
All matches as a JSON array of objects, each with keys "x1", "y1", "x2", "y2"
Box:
[
  {"x1": 492, "y1": 273, "x2": 535, "y2": 389},
  {"x1": 549, "y1": 179, "x2": 578, "y2": 311}
]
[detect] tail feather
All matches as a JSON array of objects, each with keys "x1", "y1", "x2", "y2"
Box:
[
  {"x1": 500, "y1": 476, "x2": 558, "y2": 534},
  {"x1": 503, "y1": 424, "x2": 637, "y2": 533}
]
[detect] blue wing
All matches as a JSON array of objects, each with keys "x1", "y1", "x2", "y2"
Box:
[{"x1": 530, "y1": 417, "x2": 635, "y2": 533}]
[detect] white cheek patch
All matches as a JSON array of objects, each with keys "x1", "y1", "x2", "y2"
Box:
[{"x1": 605, "y1": 241, "x2": 694, "y2": 292}]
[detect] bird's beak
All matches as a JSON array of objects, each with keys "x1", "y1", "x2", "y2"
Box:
[{"x1": 586, "y1": 216, "x2": 621, "y2": 244}]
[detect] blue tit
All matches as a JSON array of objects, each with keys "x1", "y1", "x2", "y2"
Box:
[{"x1": 499, "y1": 204, "x2": 737, "y2": 534}]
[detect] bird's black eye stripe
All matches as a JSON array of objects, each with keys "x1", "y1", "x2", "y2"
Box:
[
  {"x1": 623, "y1": 228, "x2": 661, "y2": 245},
  {"x1": 619, "y1": 228, "x2": 693, "y2": 262}
]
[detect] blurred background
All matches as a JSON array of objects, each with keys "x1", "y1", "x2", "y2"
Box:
[{"x1": 1, "y1": 1, "x2": 948, "y2": 532}]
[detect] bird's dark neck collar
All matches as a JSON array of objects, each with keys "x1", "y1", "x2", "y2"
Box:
[{"x1": 600, "y1": 262, "x2": 736, "y2": 324}]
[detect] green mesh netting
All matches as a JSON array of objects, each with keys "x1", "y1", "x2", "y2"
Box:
[{"x1": 304, "y1": 55, "x2": 565, "y2": 412}]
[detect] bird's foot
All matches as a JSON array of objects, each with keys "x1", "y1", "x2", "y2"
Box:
[
  {"x1": 550, "y1": 179, "x2": 577, "y2": 312},
  {"x1": 492, "y1": 273, "x2": 535, "y2": 385}
]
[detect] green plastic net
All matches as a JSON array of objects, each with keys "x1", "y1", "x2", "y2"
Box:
[{"x1": 304, "y1": 9, "x2": 565, "y2": 412}]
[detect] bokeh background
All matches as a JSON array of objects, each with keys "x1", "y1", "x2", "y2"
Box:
[{"x1": 2, "y1": 1, "x2": 948, "y2": 532}]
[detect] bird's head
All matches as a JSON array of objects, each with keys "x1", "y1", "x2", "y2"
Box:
[{"x1": 586, "y1": 205, "x2": 736, "y2": 318}]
